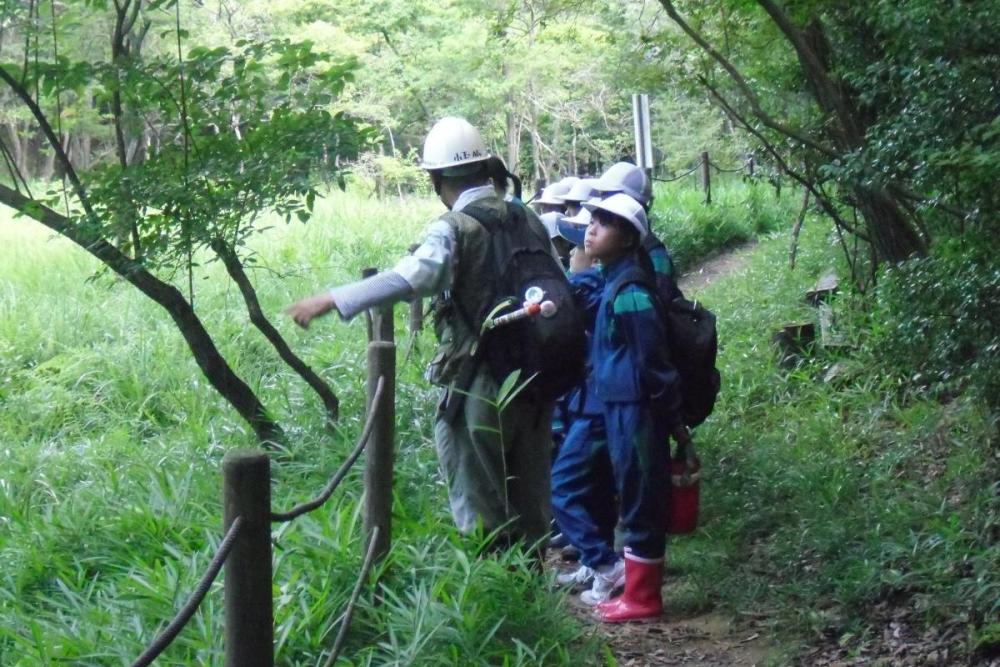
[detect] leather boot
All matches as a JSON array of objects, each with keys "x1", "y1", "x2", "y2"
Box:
[{"x1": 596, "y1": 554, "x2": 663, "y2": 623}]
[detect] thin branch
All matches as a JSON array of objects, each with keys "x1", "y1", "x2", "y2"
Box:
[
  {"x1": 211, "y1": 238, "x2": 340, "y2": 423},
  {"x1": 658, "y1": 0, "x2": 837, "y2": 159},
  {"x1": 789, "y1": 189, "x2": 809, "y2": 270},
  {"x1": 0, "y1": 64, "x2": 97, "y2": 223},
  {"x1": 701, "y1": 76, "x2": 868, "y2": 242}
]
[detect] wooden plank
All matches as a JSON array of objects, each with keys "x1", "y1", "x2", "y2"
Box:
[{"x1": 806, "y1": 269, "x2": 839, "y2": 305}]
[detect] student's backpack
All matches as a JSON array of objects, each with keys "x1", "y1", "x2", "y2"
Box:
[
  {"x1": 611, "y1": 268, "x2": 721, "y2": 427},
  {"x1": 457, "y1": 201, "x2": 588, "y2": 402}
]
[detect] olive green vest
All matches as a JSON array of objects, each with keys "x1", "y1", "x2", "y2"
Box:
[{"x1": 426, "y1": 195, "x2": 508, "y2": 386}]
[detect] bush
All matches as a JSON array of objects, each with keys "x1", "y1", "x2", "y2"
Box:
[{"x1": 868, "y1": 246, "x2": 1000, "y2": 407}]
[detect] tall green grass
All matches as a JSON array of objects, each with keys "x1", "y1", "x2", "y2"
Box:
[
  {"x1": 5, "y1": 181, "x2": 986, "y2": 665},
  {"x1": 668, "y1": 222, "x2": 998, "y2": 660},
  {"x1": 0, "y1": 190, "x2": 597, "y2": 665},
  {"x1": 650, "y1": 176, "x2": 791, "y2": 271}
]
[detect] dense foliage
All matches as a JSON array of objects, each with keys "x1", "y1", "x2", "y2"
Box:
[{"x1": 1, "y1": 1, "x2": 997, "y2": 664}]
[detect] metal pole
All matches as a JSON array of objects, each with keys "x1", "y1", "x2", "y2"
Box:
[
  {"x1": 364, "y1": 342, "x2": 396, "y2": 565},
  {"x1": 223, "y1": 451, "x2": 273, "y2": 667},
  {"x1": 632, "y1": 93, "x2": 654, "y2": 171}
]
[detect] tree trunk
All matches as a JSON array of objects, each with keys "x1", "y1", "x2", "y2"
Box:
[
  {"x1": 854, "y1": 187, "x2": 926, "y2": 264},
  {"x1": 211, "y1": 238, "x2": 340, "y2": 423},
  {"x1": 5, "y1": 122, "x2": 23, "y2": 176},
  {"x1": 756, "y1": 1, "x2": 926, "y2": 262},
  {"x1": 0, "y1": 183, "x2": 283, "y2": 446}
]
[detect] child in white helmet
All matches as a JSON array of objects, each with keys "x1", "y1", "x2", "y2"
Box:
[
  {"x1": 533, "y1": 177, "x2": 577, "y2": 215},
  {"x1": 558, "y1": 178, "x2": 597, "y2": 217},
  {"x1": 593, "y1": 162, "x2": 680, "y2": 298},
  {"x1": 554, "y1": 193, "x2": 688, "y2": 622}
]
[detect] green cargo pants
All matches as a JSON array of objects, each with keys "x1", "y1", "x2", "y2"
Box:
[{"x1": 434, "y1": 368, "x2": 554, "y2": 548}]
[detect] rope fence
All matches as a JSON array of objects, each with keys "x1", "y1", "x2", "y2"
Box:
[
  {"x1": 271, "y1": 375, "x2": 387, "y2": 522},
  {"x1": 652, "y1": 161, "x2": 702, "y2": 182},
  {"x1": 130, "y1": 517, "x2": 244, "y2": 667},
  {"x1": 322, "y1": 525, "x2": 383, "y2": 667},
  {"x1": 121, "y1": 323, "x2": 396, "y2": 666}
]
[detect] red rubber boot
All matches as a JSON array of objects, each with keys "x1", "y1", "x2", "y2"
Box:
[{"x1": 596, "y1": 554, "x2": 663, "y2": 623}]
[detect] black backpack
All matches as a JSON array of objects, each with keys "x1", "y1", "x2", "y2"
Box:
[
  {"x1": 459, "y1": 201, "x2": 588, "y2": 402},
  {"x1": 611, "y1": 267, "x2": 721, "y2": 427}
]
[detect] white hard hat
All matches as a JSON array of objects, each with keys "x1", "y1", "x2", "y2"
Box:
[
  {"x1": 420, "y1": 117, "x2": 490, "y2": 173},
  {"x1": 584, "y1": 193, "x2": 649, "y2": 240},
  {"x1": 593, "y1": 162, "x2": 652, "y2": 206},
  {"x1": 535, "y1": 182, "x2": 572, "y2": 206},
  {"x1": 538, "y1": 211, "x2": 563, "y2": 239},
  {"x1": 559, "y1": 178, "x2": 597, "y2": 204},
  {"x1": 562, "y1": 207, "x2": 592, "y2": 226}
]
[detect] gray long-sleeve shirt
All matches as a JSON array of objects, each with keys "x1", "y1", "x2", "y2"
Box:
[{"x1": 328, "y1": 185, "x2": 496, "y2": 320}]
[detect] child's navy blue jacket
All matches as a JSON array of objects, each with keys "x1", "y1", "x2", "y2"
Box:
[{"x1": 590, "y1": 256, "x2": 684, "y2": 428}]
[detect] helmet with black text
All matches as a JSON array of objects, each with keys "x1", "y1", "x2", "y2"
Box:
[{"x1": 420, "y1": 117, "x2": 491, "y2": 176}]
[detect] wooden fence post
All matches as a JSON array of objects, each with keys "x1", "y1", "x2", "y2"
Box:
[
  {"x1": 364, "y1": 341, "x2": 396, "y2": 566},
  {"x1": 360, "y1": 267, "x2": 394, "y2": 343},
  {"x1": 409, "y1": 298, "x2": 423, "y2": 335},
  {"x1": 223, "y1": 451, "x2": 273, "y2": 667},
  {"x1": 701, "y1": 151, "x2": 711, "y2": 205}
]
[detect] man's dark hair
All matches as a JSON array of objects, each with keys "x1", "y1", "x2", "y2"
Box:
[
  {"x1": 485, "y1": 155, "x2": 522, "y2": 199},
  {"x1": 429, "y1": 162, "x2": 490, "y2": 195}
]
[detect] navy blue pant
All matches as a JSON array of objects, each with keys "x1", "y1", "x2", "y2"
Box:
[
  {"x1": 605, "y1": 402, "x2": 669, "y2": 560},
  {"x1": 551, "y1": 403, "x2": 669, "y2": 566},
  {"x1": 551, "y1": 415, "x2": 618, "y2": 568}
]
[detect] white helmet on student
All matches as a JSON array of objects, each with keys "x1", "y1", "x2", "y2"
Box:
[
  {"x1": 420, "y1": 117, "x2": 490, "y2": 174},
  {"x1": 593, "y1": 162, "x2": 652, "y2": 207},
  {"x1": 535, "y1": 181, "x2": 573, "y2": 206},
  {"x1": 584, "y1": 193, "x2": 649, "y2": 240},
  {"x1": 559, "y1": 178, "x2": 597, "y2": 204}
]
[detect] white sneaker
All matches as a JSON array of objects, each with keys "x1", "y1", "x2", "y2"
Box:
[
  {"x1": 556, "y1": 564, "x2": 595, "y2": 587},
  {"x1": 579, "y1": 559, "x2": 625, "y2": 606}
]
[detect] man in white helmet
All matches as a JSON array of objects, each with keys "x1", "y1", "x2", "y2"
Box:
[{"x1": 285, "y1": 117, "x2": 555, "y2": 551}]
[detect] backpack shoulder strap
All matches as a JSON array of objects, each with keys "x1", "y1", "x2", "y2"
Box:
[{"x1": 608, "y1": 265, "x2": 655, "y2": 304}]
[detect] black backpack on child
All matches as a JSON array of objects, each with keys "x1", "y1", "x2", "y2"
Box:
[
  {"x1": 611, "y1": 267, "x2": 721, "y2": 427},
  {"x1": 458, "y1": 201, "x2": 588, "y2": 402}
]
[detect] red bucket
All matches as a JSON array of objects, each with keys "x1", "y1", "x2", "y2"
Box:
[{"x1": 666, "y1": 448, "x2": 700, "y2": 535}]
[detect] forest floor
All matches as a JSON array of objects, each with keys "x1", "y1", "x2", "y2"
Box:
[{"x1": 558, "y1": 570, "x2": 772, "y2": 666}]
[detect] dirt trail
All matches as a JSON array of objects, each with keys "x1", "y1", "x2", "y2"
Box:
[
  {"x1": 677, "y1": 242, "x2": 757, "y2": 295},
  {"x1": 567, "y1": 594, "x2": 771, "y2": 666}
]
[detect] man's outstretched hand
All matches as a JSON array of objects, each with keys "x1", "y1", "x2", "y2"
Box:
[{"x1": 284, "y1": 292, "x2": 336, "y2": 329}]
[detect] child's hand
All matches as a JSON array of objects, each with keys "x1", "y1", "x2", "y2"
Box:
[
  {"x1": 568, "y1": 246, "x2": 593, "y2": 273},
  {"x1": 284, "y1": 293, "x2": 335, "y2": 329}
]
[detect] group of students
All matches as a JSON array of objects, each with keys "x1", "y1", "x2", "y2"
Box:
[{"x1": 286, "y1": 116, "x2": 692, "y2": 624}]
